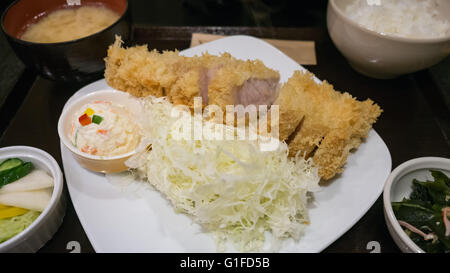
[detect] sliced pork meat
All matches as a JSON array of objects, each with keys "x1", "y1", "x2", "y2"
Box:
[
  {"x1": 198, "y1": 65, "x2": 222, "y2": 105},
  {"x1": 234, "y1": 77, "x2": 280, "y2": 107},
  {"x1": 105, "y1": 38, "x2": 281, "y2": 110}
]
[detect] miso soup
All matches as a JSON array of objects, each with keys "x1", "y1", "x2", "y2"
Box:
[{"x1": 21, "y1": 5, "x2": 120, "y2": 43}]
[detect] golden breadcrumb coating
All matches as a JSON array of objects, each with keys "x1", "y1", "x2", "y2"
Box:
[
  {"x1": 104, "y1": 37, "x2": 280, "y2": 109},
  {"x1": 105, "y1": 37, "x2": 183, "y2": 98},
  {"x1": 204, "y1": 53, "x2": 280, "y2": 107},
  {"x1": 279, "y1": 71, "x2": 382, "y2": 179},
  {"x1": 270, "y1": 85, "x2": 305, "y2": 141}
]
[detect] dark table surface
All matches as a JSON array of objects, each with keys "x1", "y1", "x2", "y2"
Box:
[{"x1": 1, "y1": 26, "x2": 449, "y2": 253}]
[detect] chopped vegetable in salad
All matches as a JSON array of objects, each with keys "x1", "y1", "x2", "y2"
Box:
[{"x1": 70, "y1": 101, "x2": 140, "y2": 156}]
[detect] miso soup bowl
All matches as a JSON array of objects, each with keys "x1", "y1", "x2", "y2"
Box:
[
  {"x1": 327, "y1": 0, "x2": 450, "y2": 79},
  {"x1": 58, "y1": 89, "x2": 143, "y2": 173},
  {"x1": 1, "y1": 0, "x2": 130, "y2": 82}
]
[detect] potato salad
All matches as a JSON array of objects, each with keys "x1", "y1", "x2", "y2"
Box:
[{"x1": 70, "y1": 101, "x2": 140, "y2": 157}]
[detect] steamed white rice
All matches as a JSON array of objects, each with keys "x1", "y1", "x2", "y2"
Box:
[{"x1": 344, "y1": 0, "x2": 450, "y2": 39}]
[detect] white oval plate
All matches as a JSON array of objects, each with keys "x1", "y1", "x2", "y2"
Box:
[{"x1": 60, "y1": 35, "x2": 392, "y2": 252}]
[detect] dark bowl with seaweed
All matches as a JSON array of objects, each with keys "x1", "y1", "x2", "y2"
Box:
[{"x1": 383, "y1": 157, "x2": 450, "y2": 253}]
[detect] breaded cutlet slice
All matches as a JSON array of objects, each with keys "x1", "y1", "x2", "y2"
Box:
[
  {"x1": 278, "y1": 71, "x2": 382, "y2": 180},
  {"x1": 167, "y1": 53, "x2": 280, "y2": 109},
  {"x1": 269, "y1": 82, "x2": 305, "y2": 141},
  {"x1": 201, "y1": 53, "x2": 280, "y2": 108},
  {"x1": 104, "y1": 37, "x2": 280, "y2": 110},
  {"x1": 105, "y1": 36, "x2": 184, "y2": 98}
]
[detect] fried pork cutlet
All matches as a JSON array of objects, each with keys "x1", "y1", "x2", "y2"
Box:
[
  {"x1": 105, "y1": 37, "x2": 280, "y2": 110},
  {"x1": 104, "y1": 37, "x2": 382, "y2": 180},
  {"x1": 277, "y1": 71, "x2": 382, "y2": 179},
  {"x1": 104, "y1": 37, "x2": 181, "y2": 98}
]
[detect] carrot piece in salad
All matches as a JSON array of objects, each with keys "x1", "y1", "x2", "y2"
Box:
[
  {"x1": 97, "y1": 129, "x2": 109, "y2": 135},
  {"x1": 81, "y1": 145, "x2": 90, "y2": 153},
  {"x1": 81, "y1": 145, "x2": 98, "y2": 155},
  {"x1": 94, "y1": 100, "x2": 112, "y2": 105}
]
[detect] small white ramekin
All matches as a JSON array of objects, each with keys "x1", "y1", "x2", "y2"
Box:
[
  {"x1": 58, "y1": 89, "x2": 142, "y2": 173},
  {"x1": 0, "y1": 146, "x2": 65, "y2": 253},
  {"x1": 383, "y1": 157, "x2": 450, "y2": 253}
]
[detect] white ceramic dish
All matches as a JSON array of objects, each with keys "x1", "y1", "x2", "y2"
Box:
[
  {"x1": 327, "y1": 0, "x2": 450, "y2": 79},
  {"x1": 383, "y1": 157, "x2": 450, "y2": 253},
  {"x1": 0, "y1": 146, "x2": 65, "y2": 253},
  {"x1": 60, "y1": 35, "x2": 392, "y2": 252},
  {"x1": 58, "y1": 89, "x2": 143, "y2": 173}
]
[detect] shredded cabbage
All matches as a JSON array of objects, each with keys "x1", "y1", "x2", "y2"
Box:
[
  {"x1": 127, "y1": 97, "x2": 320, "y2": 251},
  {"x1": 0, "y1": 211, "x2": 40, "y2": 243}
]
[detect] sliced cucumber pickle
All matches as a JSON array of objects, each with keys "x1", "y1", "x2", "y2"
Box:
[
  {"x1": 0, "y1": 158, "x2": 23, "y2": 173},
  {"x1": 0, "y1": 161, "x2": 33, "y2": 188}
]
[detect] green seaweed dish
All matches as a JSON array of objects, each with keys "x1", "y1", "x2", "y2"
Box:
[{"x1": 392, "y1": 170, "x2": 450, "y2": 253}]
